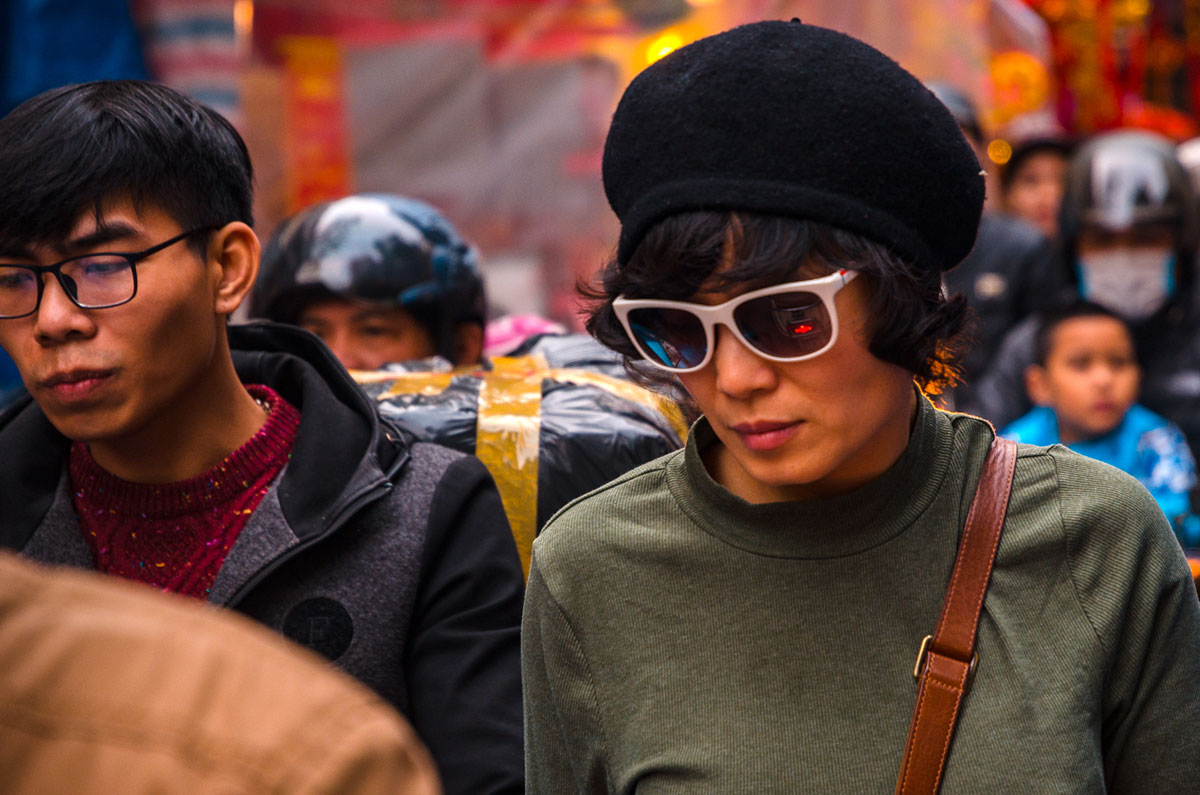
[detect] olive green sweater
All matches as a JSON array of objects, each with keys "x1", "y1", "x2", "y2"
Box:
[{"x1": 522, "y1": 396, "x2": 1200, "y2": 793}]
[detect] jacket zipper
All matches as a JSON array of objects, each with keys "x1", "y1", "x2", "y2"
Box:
[{"x1": 224, "y1": 478, "x2": 393, "y2": 609}]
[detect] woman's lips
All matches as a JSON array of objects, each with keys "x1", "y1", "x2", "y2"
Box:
[{"x1": 732, "y1": 420, "x2": 801, "y2": 452}]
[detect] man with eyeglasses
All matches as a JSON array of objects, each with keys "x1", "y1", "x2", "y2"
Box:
[{"x1": 0, "y1": 80, "x2": 524, "y2": 795}]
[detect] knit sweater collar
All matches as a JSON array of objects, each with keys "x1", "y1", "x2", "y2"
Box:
[
  {"x1": 68, "y1": 385, "x2": 299, "y2": 520},
  {"x1": 666, "y1": 390, "x2": 954, "y2": 559}
]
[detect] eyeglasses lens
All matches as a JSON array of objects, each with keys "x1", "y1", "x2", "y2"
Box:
[
  {"x1": 0, "y1": 268, "x2": 39, "y2": 317},
  {"x1": 733, "y1": 291, "x2": 831, "y2": 358},
  {"x1": 627, "y1": 307, "x2": 708, "y2": 370},
  {"x1": 0, "y1": 257, "x2": 135, "y2": 317},
  {"x1": 63, "y1": 257, "x2": 135, "y2": 307}
]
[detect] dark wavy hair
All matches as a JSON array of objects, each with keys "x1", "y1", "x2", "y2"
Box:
[{"x1": 582, "y1": 211, "x2": 971, "y2": 396}]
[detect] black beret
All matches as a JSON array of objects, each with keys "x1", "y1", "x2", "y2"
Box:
[{"x1": 602, "y1": 20, "x2": 985, "y2": 272}]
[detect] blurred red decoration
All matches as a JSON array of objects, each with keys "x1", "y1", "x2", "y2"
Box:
[{"x1": 1022, "y1": 0, "x2": 1200, "y2": 139}]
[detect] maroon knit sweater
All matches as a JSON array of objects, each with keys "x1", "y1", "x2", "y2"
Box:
[{"x1": 70, "y1": 385, "x2": 300, "y2": 600}]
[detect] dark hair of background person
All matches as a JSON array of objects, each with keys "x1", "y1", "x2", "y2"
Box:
[
  {"x1": 582, "y1": 210, "x2": 971, "y2": 396},
  {"x1": 999, "y1": 137, "x2": 1074, "y2": 191},
  {"x1": 0, "y1": 80, "x2": 254, "y2": 257},
  {"x1": 1032, "y1": 299, "x2": 1130, "y2": 367}
]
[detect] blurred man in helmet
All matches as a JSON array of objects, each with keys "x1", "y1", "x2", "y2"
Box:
[
  {"x1": 251, "y1": 194, "x2": 486, "y2": 370},
  {"x1": 972, "y1": 130, "x2": 1200, "y2": 455},
  {"x1": 251, "y1": 193, "x2": 689, "y2": 561}
]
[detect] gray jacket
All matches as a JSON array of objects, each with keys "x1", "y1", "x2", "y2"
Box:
[{"x1": 0, "y1": 322, "x2": 525, "y2": 795}]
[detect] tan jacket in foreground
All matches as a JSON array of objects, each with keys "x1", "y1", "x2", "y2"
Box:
[{"x1": 0, "y1": 552, "x2": 441, "y2": 795}]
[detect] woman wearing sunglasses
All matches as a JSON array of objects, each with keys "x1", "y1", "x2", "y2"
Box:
[{"x1": 522, "y1": 21, "x2": 1200, "y2": 794}]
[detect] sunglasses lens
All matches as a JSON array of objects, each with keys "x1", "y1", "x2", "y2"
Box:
[
  {"x1": 733, "y1": 291, "x2": 832, "y2": 359},
  {"x1": 626, "y1": 307, "x2": 708, "y2": 370}
]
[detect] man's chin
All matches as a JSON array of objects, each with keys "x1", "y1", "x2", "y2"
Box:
[{"x1": 39, "y1": 407, "x2": 126, "y2": 446}]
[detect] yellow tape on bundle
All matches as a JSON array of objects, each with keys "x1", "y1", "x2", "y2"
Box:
[
  {"x1": 357, "y1": 355, "x2": 687, "y2": 580},
  {"x1": 477, "y1": 356, "x2": 545, "y2": 578},
  {"x1": 364, "y1": 370, "x2": 455, "y2": 397}
]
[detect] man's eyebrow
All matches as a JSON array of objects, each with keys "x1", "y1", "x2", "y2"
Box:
[
  {"x1": 351, "y1": 309, "x2": 399, "y2": 323},
  {"x1": 0, "y1": 222, "x2": 145, "y2": 263},
  {"x1": 0, "y1": 244, "x2": 35, "y2": 261},
  {"x1": 63, "y1": 222, "x2": 144, "y2": 254}
]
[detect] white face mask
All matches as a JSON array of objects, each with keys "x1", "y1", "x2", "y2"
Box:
[{"x1": 1077, "y1": 247, "x2": 1176, "y2": 321}]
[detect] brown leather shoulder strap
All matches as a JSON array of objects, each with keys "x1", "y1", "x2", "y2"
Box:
[{"x1": 894, "y1": 436, "x2": 1018, "y2": 795}]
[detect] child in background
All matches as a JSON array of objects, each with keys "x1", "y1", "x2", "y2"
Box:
[
  {"x1": 1002, "y1": 301, "x2": 1198, "y2": 545},
  {"x1": 1000, "y1": 135, "x2": 1072, "y2": 240}
]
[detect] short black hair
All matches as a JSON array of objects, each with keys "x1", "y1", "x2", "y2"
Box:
[
  {"x1": 0, "y1": 80, "x2": 253, "y2": 254},
  {"x1": 1000, "y1": 136, "x2": 1072, "y2": 191},
  {"x1": 1033, "y1": 300, "x2": 1131, "y2": 366},
  {"x1": 583, "y1": 211, "x2": 971, "y2": 395}
]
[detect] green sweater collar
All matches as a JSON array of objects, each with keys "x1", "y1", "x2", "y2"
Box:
[{"x1": 667, "y1": 391, "x2": 955, "y2": 558}]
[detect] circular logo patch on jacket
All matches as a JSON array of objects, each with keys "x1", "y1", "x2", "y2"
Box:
[{"x1": 282, "y1": 597, "x2": 354, "y2": 660}]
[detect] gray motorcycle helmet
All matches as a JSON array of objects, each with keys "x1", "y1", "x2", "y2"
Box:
[
  {"x1": 1059, "y1": 130, "x2": 1197, "y2": 258},
  {"x1": 252, "y1": 194, "x2": 486, "y2": 362}
]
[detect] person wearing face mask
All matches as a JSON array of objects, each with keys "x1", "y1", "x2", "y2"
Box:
[{"x1": 964, "y1": 130, "x2": 1200, "y2": 457}]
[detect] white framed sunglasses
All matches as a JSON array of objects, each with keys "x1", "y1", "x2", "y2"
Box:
[{"x1": 613, "y1": 269, "x2": 858, "y2": 373}]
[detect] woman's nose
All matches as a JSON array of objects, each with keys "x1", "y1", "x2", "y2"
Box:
[{"x1": 711, "y1": 324, "x2": 777, "y2": 397}]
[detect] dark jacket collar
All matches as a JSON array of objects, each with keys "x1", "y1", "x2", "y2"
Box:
[{"x1": 0, "y1": 322, "x2": 409, "y2": 551}]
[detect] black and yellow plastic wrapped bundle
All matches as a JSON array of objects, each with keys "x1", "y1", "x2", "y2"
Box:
[{"x1": 355, "y1": 354, "x2": 687, "y2": 577}]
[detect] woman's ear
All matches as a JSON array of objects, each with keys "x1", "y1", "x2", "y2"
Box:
[
  {"x1": 208, "y1": 222, "x2": 261, "y2": 317},
  {"x1": 1025, "y1": 364, "x2": 1052, "y2": 407}
]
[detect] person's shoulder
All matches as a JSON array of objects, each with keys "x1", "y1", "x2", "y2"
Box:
[
  {"x1": 1035, "y1": 444, "x2": 1181, "y2": 575},
  {"x1": 408, "y1": 437, "x2": 475, "y2": 469},
  {"x1": 533, "y1": 450, "x2": 680, "y2": 560},
  {"x1": 1030, "y1": 442, "x2": 1196, "y2": 654},
  {"x1": 991, "y1": 436, "x2": 1162, "y2": 545},
  {"x1": 539, "y1": 449, "x2": 679, "y2": 529},
  {"x1": 1040, "y1": 441, "x2": 1163, "y2": 513},
  {"x1": 389, "y1": 438, "x2": 481, "y2": 496},
  {"x1": 349, "y1": 438, "x2": 495, "y2": 546}
]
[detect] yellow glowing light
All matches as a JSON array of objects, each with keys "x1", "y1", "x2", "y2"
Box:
[
  {"x1": 987, "y1": 139, "x2": 1012, "y2": 165},
  {"x1": 687, "y1": 0, "x2": 721, "y2": 6},
  {"x1": 1121, "y1": 0, "x2": 1151, "y2": 19},
  {"x1": 234, "y1": 0, "x2": 254, "y2": 40},
  {"x1": 646, "y1": 32, "x2": 684, "y2": 64}
]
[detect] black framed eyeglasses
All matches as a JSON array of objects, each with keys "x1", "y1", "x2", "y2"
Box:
[{"x1": 0, "y1": 226, "x2": 217, "y2": 319}]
